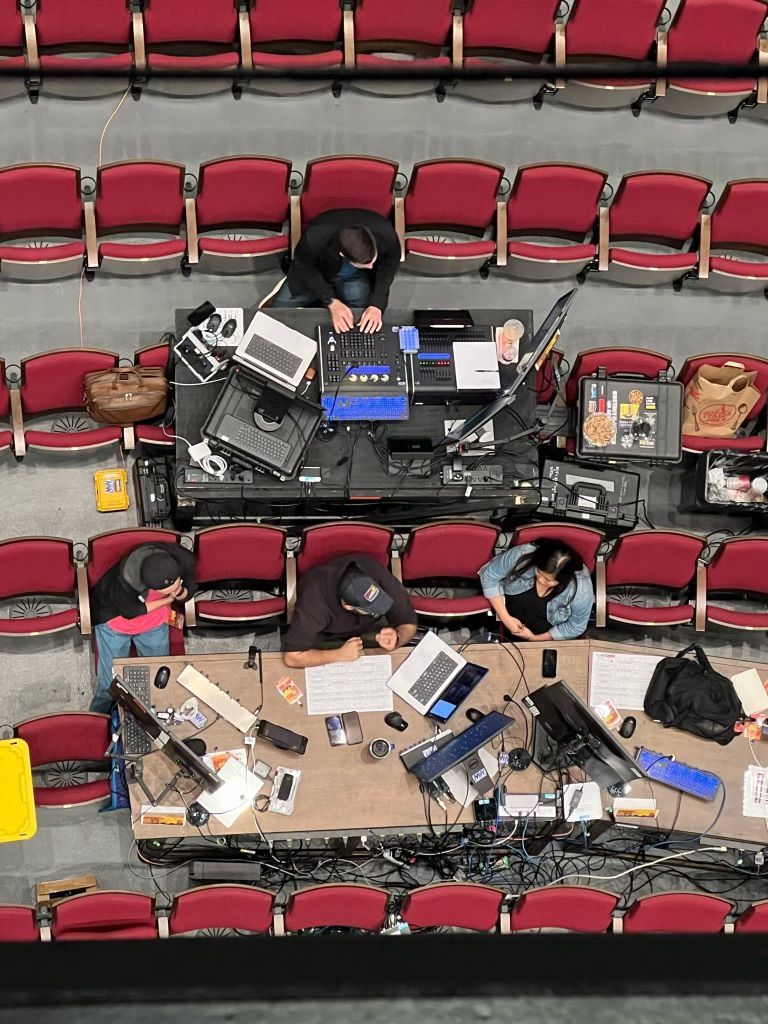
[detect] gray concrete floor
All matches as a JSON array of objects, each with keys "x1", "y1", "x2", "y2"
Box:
[{"x1": 2, "y1": 85, "x2": 768, "y2": 903}]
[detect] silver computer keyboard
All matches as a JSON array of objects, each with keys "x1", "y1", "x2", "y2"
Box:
[
  {"x1": 121, "y1": 665, "x2": 153, "y2": 755},
  {"x1": 242, "y1": 334, "x2": 303, "y2": 378},
  {"x1": 219, "y1": 414, "x2": 292, "y2": 467},
  {"x1": 408, "y1": 652, "x2": 458, "y2": 705}
]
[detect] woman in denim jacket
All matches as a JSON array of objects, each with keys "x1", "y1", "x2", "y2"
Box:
[{"x1": 479, "y1": 538, "x2": 594, "y2": 641}]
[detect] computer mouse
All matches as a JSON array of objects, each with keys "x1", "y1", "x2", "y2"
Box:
[
  {"x1": 619, "y1": 716, "x2": 637, "y2": 739},
  {"x1": 220, "y1": 318, "x2": 237, "y2": 339},
  {"x1": 466, "y1": 707, "x2": 485, "y2": 724},
  {"x1": 186, "y1": 802, "x2": 210, "y2": 827},
  {"x1": 154, "y1": 666, "x2": 171, "y2": 689},
  {"x1": 385, "y1": 711, "x2": 408, "y2": 732}
]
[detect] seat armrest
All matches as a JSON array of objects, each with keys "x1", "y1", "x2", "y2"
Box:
[
  {"x1": 77, "y1": 563, "x2": 92, "y2": 636},
  {"x1": 285, "y1": 555, "x2": 297, "y2": 623},
  {"x1": 122, "y1": 425, "x2": 135, "y2": 451},
  {"x1": 84, "y1": 201, "x2": 99, "y2": 271},
  {"x1": 612, "y1": 912, "x2": 624, "y2": 933},
  {"x1": 655, "y1": 28, "x2": 667, "y2": 97},
  {"x1": 394, "y1": 197, "x2": 406, "y2": 261},
  {"x1": 698, "y1": 212, "x2": 711, "y2": 279},
  {"x1": 132, "y1": 10, "x2": 146, "y2": 72},
  {"x1": 343, "y1": 7, "x2": 355, "y2": 68},
  {"x1": 554, "y1": 22, "x2": 565, "y2": 89},
  {"x1": 694, "y1": 562, "x2": 706, "y2": 632},
  {"x1": 595, "y1": 556, "x2": 607, "y2": 628},
  {"x1": 390, "y1": 549, "x2": 403, "y2": 583},
  {"x1": 185, "y1": 197, "x2": 199, "y2": 264},
  {"x1": 289, "y1": 195, "x2": 301, "y2": 253},
  {"x1": 10, "y1": 387, "x2": 25, "y2": 458},
  {"x1": 23, "y1": 14, "x2": 39, "y2": 72},
  {"x1": 272, "y1": 911, "x2": 286, "y2": 936},
  {"x1": 758, "y1": 34, "x2": 768, "y2": 104},
  {"x1": 495, "y1": 200, "x2": 507, "y2": 267},
  {"x1": 598, "y1": 206, "x2": 609, "y2": 271},
  {"x1": 184, "y1": 596, "x2": 196, "y2": 629},
  {"x1": 239, "y1": 7, "x2": 253, "y2": 71},
  {"x1": 451, "y1": 12, "x2": 463, "y2": 69}
]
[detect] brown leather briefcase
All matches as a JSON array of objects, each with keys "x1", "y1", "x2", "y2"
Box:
[{"x1": 84, "y1": 366, "x2": 168, "y2": 425}]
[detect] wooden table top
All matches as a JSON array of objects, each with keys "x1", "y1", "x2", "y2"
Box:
[{"x1": 118, "y1": 639, "x2": 768, "y2": 848}]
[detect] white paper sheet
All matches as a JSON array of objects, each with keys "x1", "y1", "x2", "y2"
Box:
[
  {"x1": 305, "y1": 655, "x2": 394, "y2": 715},
  {"x1": 589, "y1": 650, "x2": 664, "y2": 710},
  {"x1": 453, "y1": 341, "x2": 500, "y2": 391},
  {"x1": 198, "y1": 756, "x2": 267, "y2": 828}
]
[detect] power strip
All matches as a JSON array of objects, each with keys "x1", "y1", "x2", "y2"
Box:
[
  {"x1": 441, "y1": 465, "x2": 504, "y2": 486},
  {"x1": 177, "y1": 664, "x2": 258, "y2": 733}
]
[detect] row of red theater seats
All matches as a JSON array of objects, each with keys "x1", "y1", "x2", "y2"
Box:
[
  {"x1": 1, "y1": 0, "x2": 767, "y2": 121},
  {"x1": 2, "y1": 340, "x2": 767, "y2": 460},
  {"x1": 2, "y1": 884, "x2": 767, "y2": 938},
  {"x1": 1, "y1": 156, "x2": 768, "y2": 292},
  {"x1": 1, "y1": 519, "x2": 766, "y2": 645}
]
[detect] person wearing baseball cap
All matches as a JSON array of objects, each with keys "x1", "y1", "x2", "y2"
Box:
[
  {"x1": 283, "y1": 554, "x2": 417, "y2": 669},
  {"x1": 89, "y1": 543, "x2": 197, "y2": 713}
]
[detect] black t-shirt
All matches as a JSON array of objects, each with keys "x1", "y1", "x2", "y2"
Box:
[
  {"x1": 504, "y1": 586, "x2": 551, "y2": 636},
  {"x1": 283, "y1": 554, "x2": 417, "y2": 652}
]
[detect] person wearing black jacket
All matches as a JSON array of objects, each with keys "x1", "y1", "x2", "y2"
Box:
[
  {"x1": 89, "y1": 543, "x2": 197, "y2": 713},
  {"x1": 272, "y1": 208, "x2": 401, "y2": 333}
]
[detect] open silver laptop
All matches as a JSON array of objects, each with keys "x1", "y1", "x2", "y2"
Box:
[
  {"x1": 387, "y1": 632, "x2": 467, "y2": 714},
  {"x1": 234, "y1": 311, "x2": 317, "y2": 391}
]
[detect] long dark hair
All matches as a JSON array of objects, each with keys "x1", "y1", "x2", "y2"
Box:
[{"x1": 507, "y1": 538, "x2": 583, "y2": 598}]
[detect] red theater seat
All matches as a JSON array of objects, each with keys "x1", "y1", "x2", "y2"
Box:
[
  {"x1": 500, "y1": 162, "x2": 607, "y2": 281},
  {"x1": 0, "y1": 537, "x2": 80, "y2": 638},
  {"x1": 15, "y1": 711, "x2": 111, "y2": 806},
  {"x1": 509, "y1": 886, "x2": 618, "y2": 932},
  {"x1": 401, "y1": 158, "x2": 505, "y2": 276},
  {"x1": 192, "y1": 155, "x2": 292, "y2": 274},
  {"x1": 400, "y1": 520, "x2": 499, "y2": 620},
  {"x1": 14, "y1": 349, "x2": 121, "y2": 457},
  {"x1": 617, "y1": 893, "x2": 733, "y2": 933},
  {"x1": 188, "y1": 524, "x2": 287, "y2": 629},
  {"x1": 599, "y1": 171, "x2": 712, "y2": 286},
  {"x1": 351, "y1": 0, "x2": 455, "y2": 97},
  {"x1": 295, "y1": 522, "x2": 394, "y2": 576},
  {"x1": 513, "y1": 522, "x2": 604, "y2": 572},
  {"x1": 564, "y1": 346, "x2": 672, "y2": 406},
  {"x1": 0, "y1": 163, "x2": 85, "y2": 281},
  {"x1": 697, "y1": 180, "x2": 768, "y2": 295},
  {"x1": 703, "y1": 537, "x2": 768, "y2": 631},
  {"x1": 141, "y1": 0, "x2": 240, "y2": 95},
  {"x1": 295, "y1": 155, "x2": 398, "y2": 245},
  {"x1": 557, "y1": 0, "x2": 666, "y2": 110},
  {"x1": 166, "y1": 885, "x2": 275, "y2": 936},
  {"x1": 677, "y1": 352, "x2": 768, "y2": 452},
  {"x1": 283, "y1": 884, "x2": 389, "y2": 933},
  {"x1": 29, "y1": 0, "x2": 136, "y2": 99},
  {"x1": 86, "y1": 161, "x2": 189, "y2": 276},
  {"x1": 0, "y1": 906, "x2": 40, "y2": 941},
  {"x1": 596, "y1": 529, "x2": 705, "y2": 629},
  {"x1": 400, "y1": 883, "x2": 505, "y2": 931},
  {"x1": 246, "y1": 0, "x2": 345, "y2": 94},
  {"x1": 51, "y1": 891, "x2": 158, "y2": 940}
]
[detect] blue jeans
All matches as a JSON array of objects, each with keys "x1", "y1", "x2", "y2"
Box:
[
  {"x1": 272, "y1": 270, "x2": 372, "y2": 309},
  {"x1": 91, "y1": 621, "x2": 170, "y2": 713}
]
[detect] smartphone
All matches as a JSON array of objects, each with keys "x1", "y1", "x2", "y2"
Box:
[
  {"x1": 342, "y1": 711, "x2": 363, "y2": 745},
  {"x1": 542, "y1": 648, "x2": 558, "y2": 678},
  {"x1": 325, "y1": 715, "x2": 347, "y2": 746}
]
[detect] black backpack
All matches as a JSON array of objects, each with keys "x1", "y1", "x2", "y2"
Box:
[{"x1": 644, "y1": 644, "x2": 744, "y2": 746}]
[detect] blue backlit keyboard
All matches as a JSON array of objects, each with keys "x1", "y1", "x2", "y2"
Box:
[
  {"x1": 322, "y1": 393, "x2": 410, "y2": 422},
  {"x1": 635, "y1": 747, "x2": 721, "y2": 801}
]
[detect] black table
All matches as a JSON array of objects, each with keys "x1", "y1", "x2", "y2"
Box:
[{"x1": 172, "y1": 306, "x2": 537, "y2": 529}]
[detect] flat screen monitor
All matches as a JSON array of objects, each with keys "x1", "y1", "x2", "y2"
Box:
[
  {"x1": 524, "y1": 679, "x2": 644, "y2": 791},
  {"x1": 109, "y1": 676, "x2": 222, "y2": 793},
  {"x1": 438, "y1": 288, "x2": 577, "y2": 448}
]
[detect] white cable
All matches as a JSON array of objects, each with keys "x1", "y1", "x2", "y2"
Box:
[
  {"x1": 538, "y1": 846, "x2": 728, "y2": 888},
  {"x1": 97, "y1": 87, "x2": 131, "y2": 166},
  {"x1": 165, "y1": 427, "x2": 228, "y2": 478},
  {"x1": 749, "y1": 735, "x2": 766, "y2": 769}
]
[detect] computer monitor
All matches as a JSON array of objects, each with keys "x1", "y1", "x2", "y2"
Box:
[
  {"x1": 438, "y1": 288, "x2": 577, "y2": 449},
  {"x1": 408, "y1": 711, "x2": 516, "y2": 783},
  {"x1": 524, "y1": 680, "x2": 644, "y2": 792},
  {"x1": 109, "y1": 676, "x2": 222, "y2": 793}
]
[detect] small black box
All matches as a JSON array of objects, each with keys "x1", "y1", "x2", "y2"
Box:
[{"x1": 538, "y1": 458, "x2": 640, "y2": 532}]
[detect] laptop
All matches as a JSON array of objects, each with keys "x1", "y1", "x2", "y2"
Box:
[
  {"x1": 234, "y1": 312, "x2": 317, "y2": 391},
  {"x1": 387, "y1": 632, "x2": 467, "y2": 715}
]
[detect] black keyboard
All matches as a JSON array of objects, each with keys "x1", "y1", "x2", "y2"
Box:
[
  {"x1": 242, "y1": 334, "x2": 303, "y2": 378},
  {"x1": 121, "y1": 665, "x2": 153, "y2": 755},
  {"x1": 408, "y1": 651, "x2": 459, "y2": 705},
  {"x1": 219, "y1": 414, "x2": 292, "y2": 468}
]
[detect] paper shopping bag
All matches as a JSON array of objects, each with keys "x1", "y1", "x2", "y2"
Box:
[{"x1": 682, "y1": 362, "x2": 761, "y2": 437}]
